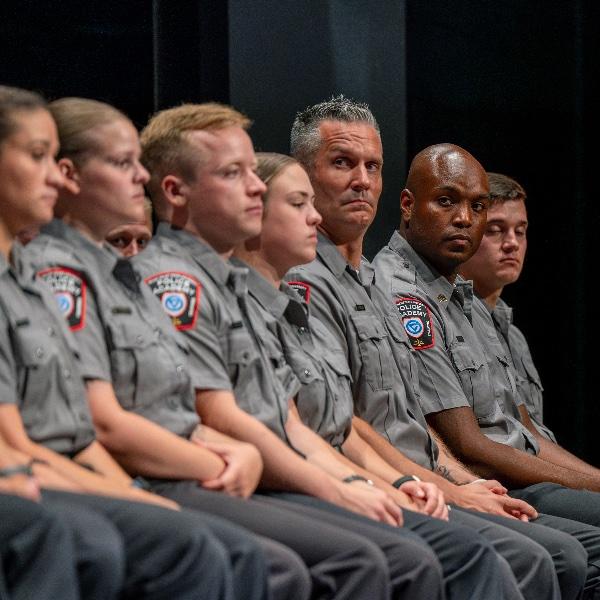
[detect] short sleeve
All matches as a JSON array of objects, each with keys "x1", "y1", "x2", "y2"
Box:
[{"x1": 0, "y1": 310, "x2": 19, "y2": 405}]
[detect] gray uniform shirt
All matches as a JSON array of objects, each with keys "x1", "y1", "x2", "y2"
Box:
[
  {"x1": 237, "y1": 260, "x2": 353, "y2": 448},
  {"x1": 134, "y1": 224, "x2": 295, "y2": 441},
  {"x1": 24, "y1": 220, "x2": 198, "y2": 439},
  {"x1": 0, "y1": 246, "x2": 95, "y2": 455},
  {"x1": 286, "y1": 232, "x2": 438, "y2": 469},
  {"x1": 373, "y1": 231, "x2": 538, "y2": 455},
  {"x1": 492, "y1": 299, "x2": 556, "y2": 442}
]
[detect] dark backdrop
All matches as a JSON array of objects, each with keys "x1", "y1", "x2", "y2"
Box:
[{"x1": 2, "y1": 0, "x2": 599, "y2": 463}]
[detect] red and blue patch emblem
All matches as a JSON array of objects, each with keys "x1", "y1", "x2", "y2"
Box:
[
  {"x1": 395, "y1": 297, "x2": 435, "y2": 350},
  {"x1": 287, "y1": 281, "x2": 311, "y2": 303},
  {"x1": 144, "y1": 271, "x2": 201, "y2": 331},
  {"x1": 37, "y1": 267, "x2": 87, "y2": 331}
]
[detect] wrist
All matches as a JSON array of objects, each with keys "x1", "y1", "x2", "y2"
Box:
[
  {"x1": 343, "y1": 474, "x2": 374, "y2": 486},
  {"x1": 0, "y1": 458, "x2": 48, "y2": 479},
  {"x1": 392, "y1": 474, "x2": 420, "y2": 489}
]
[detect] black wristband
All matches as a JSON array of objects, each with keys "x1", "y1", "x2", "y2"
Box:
[
  {"x1": 392, "y1": 475, "x2": 417, "y2": 489},
  {"x1": 343, "y1": 474, "x2": 374, "y2": 486},
  {"x1": 0, "y1": 458, "x2": 47, "y2": 479}
]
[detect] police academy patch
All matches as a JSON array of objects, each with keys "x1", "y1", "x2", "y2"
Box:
[
  {"x1": 37, "y1": 267, "x2": 87, "y2": 331},
  {"x1": 144, "y1": 271, "x2": 201, "y2": 331},
  {"x1": 287, "y1": 281, "x2": 311, "y2": 303},
  {"x1": 395, "y1": 297, "x2": 435, "y2": 350}
]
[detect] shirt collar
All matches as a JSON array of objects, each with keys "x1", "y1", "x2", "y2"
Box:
[
  {"x1": 316, "y1": 230, "x2": 376, "y2": 288},
  {"x1": 155, "y1": 223, "x2": 236, "y2": 289},
  {"x1": 41, "y1": 219, "x2": 119, "y2": 275},
  {"x1": 231, "y1": 258, "x2": 288, "y2": 317},
  {"x1": 491, "y1": 297, "x2": 513, "y2": 338},
  {"x1": 388, "y1": 231, "x2": 456, "y2": 306}
]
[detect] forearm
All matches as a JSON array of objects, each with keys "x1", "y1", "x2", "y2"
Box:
[
  {"x1": 197, "y1": 393, "x2": 342, "y2": 502},
  {"x1": 353, "y1": 417, "x2": 440, "y2": 481},
  {"x1": 342, "y1": 427, "x2": 404, "y2": 482},
  {"x1": 437, "y1": 425, "x2": 600, "y2": 491},
  {"x1": 95, "y1": 411, "x2": 225, "y2": 481},
  {"x1": 519, "y1": 406, "x2": 600, "y2": 480},
  {"x1": 537, "y1": 436, "x2": 600, "y2": 479},
  {"x1": 87, "y1": 381, "x2": 225, "y2": 481},
  {"x1": 352, "y1": 417, "x2": 470, "y2": 499},
  {"x1": 75, "y1": 440, "x2": 131, "y2": 485},
  {"x1": 432, "y1": 429, "x2": 480, "y2": 485}
]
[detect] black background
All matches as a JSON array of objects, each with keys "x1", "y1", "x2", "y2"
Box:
[{"x1": 2, "y1": 0, "x2": 599, "y2": 463}]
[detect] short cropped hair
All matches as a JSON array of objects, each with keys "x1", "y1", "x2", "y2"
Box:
[
  {"x1": 140, "y1": 103, "x2": 251, "y2": 200},
  {"x1": 0, "y1": 85, "x2": 47, "y2": 146},
  {"x1": 48, "y1": 97, "x2": 129, "y2": 163},
  {"x1": 290, "y1": 95, "x2": 380, "y2": 168},
  {"x1": 487, "y1": 172, "x2": 527, "y2": 205}
]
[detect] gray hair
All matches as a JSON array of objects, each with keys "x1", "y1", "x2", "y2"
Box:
[{"x1": 290, "y1": 95, "x2": 380, "y2": 168}]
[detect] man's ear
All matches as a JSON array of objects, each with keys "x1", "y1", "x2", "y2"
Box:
[
  {"x1": 162, "y1": 175, "x2": 188, "y2": 208},
  {"x1": 400, "y1": 188, "x2": 415, "y2": 223},
  {"x1": 58, "y1": 158, "x2": 81, "y2": 194}
]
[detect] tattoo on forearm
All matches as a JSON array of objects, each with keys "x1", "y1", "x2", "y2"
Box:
[{"x1": 435, "y1": 465, "x2": 464, "y2": 485}]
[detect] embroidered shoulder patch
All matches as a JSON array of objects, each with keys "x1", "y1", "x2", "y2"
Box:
[
  {"x1": 144, "y1": 271, "x2": 201, "y2": 331},
  {"x1": 287, "y1": 281, "x2": 311, "y2": 303},
  {"x1": 37, "y1": 267, "x2": 87, "y2": 331},
  {"x1": 395, "y1": 297, "x2": 435, "y2": 350}
]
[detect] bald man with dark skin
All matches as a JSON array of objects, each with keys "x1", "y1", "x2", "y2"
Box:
[{"x1": 373, "y1": 143, "x2": 600, "y2": 532}]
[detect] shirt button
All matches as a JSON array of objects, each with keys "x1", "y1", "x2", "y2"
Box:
[
  {"x1": 35, "y1": 347, "x2": 44, "y2": 359},
  {"x1": 242, "y1": 351, "x2": 250, "y2": 361},
  {"x1": 303, "y1": 369, "x2": 311, "y2": 377},
  {"x1": 176, "y1": 365, "x2": 184, "y2": 374},
  {"x1": 403, "y1": 262, "x2": 410, "y2": 268},
  {"x1": 136, "y1": 335, "x2": 144, "y2": 345},
  {"x1": 63, "y1": 369, "x2": 71, "y2": 379},
  {"x1": 47, "y1": 327, "x2": 55, "y2": 337}
]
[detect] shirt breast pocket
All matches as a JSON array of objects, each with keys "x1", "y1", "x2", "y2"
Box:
[
  {"x1": 521, "y1": 353, "x2": 544, "y2": 392},
  {"x1": 350, "y1": 313, "x2": 393, "y2": 391},
  {"x1": 13, "y1": 325, "x2": 52, "y2": 407},
  {"x1": 107, "y1": 321, "x2": 168, "y2": 409},
  {"x1": 448, "y1": 343, "x2": 494, "y2": 417},
  {"x1": 226, "y1": 326, "x2": 256, "y2": 387}
]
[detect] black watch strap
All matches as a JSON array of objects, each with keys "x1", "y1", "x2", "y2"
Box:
[
  {"x1": 392, "y1": 475, "x2": 417, "y2": 489},
  {"x1": 0, "y1": 458, "x2": 47, "y2": 479}
]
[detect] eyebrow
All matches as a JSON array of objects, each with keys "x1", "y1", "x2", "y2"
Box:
[
  {"x1": 487, "y1": 218, "x2": 528, "y2": 226},
  {"x1": 435, "y1": 185, "x2": 489, "y2": 200}
]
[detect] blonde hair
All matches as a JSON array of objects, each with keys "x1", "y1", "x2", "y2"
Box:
[
  {"x1": 48, "y1": 97, "x2": 130, "y2": 162},
  {"x1": 141, "y1": 102, "x2": 251, "y2": 201},
  {"x1": 255, "y1": 152, "x2": 299, "y2": 204}
]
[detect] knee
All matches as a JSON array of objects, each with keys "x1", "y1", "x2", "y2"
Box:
[
  {"x1": 82, "y1": 525, "x2": 126, "y2": 585},
  {"x1": 265, "y1": 544, "x2": 312, "y2": 600},
  {"x1": 553, "y1": 538, "x2": 588, "y2": 598}
]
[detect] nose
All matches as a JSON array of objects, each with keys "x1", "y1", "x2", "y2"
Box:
[
  {"x1": 123, "y1": 240, "x2": 139, "y2": 258},
  {"x1": 351, "y1": 164, "x2": 370, "y2": 192},
  {"x1": 46, "y1": 158, "x2": 66, "y2": 190},
  {"x1": 452, "y1": 202, "x2": 473, "y2": 228},
  {"x1": 248, "y1": 170, "x2": 267, "y2": 196},
  {"x1": 308, "y1": 203, "x2": 322, "y2": 227},
  {"x1": 501, "y1": 229, "x2": 520, "y2": 252},
  {"x1": 133, "y1": 160, "x2": 150, "y2": 185}
]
